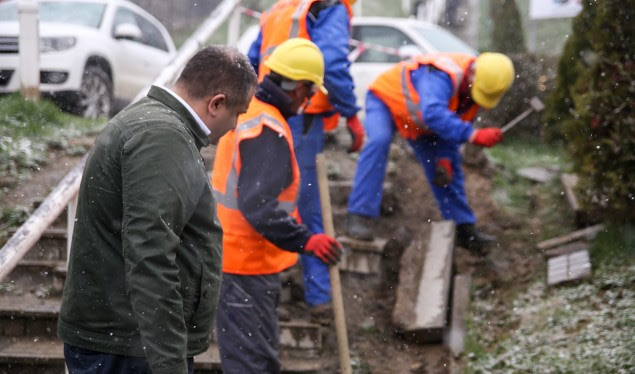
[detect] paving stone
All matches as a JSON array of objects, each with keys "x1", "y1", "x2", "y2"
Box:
[
  {"x1": 517, "y1": 167, "x2": 557, "y2": 183},
  {"x1": 547, "y1": 250, "x2": 592, "y2": 286},
  {"x1": 393, "y1": 221, "x2": 455, "y2": 343}
]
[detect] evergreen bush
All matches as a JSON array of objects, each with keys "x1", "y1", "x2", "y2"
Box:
[{"x1": 544, "y1": 0, "x2": 635, "y2": 222}]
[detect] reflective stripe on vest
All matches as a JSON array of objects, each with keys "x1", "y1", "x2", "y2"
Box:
[{"x1": 213, "y1": 114, "x2": 297, "y2": 214}]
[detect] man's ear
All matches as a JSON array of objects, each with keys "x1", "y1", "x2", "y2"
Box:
[{"x1": 207, "y1": 94, "x2": 227, "y2": 115}]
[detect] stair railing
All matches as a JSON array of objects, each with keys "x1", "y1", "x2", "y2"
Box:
[{"x1": 0, "y1": 0, "x2": 243, "y2": 282}]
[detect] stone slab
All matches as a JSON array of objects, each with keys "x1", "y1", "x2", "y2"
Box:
[
  {"x1": 445, "y1": 274, "x2": 471, "y2": 357},
  {"x1": 279, "y1": 321, "x2": 322, "y2": 350},
  {"x1": 393, "y1": 221, "x2": 455, "y2": 343},
  {"x1": 547, "y1": 249, "x2": 592, "y2": 286},
  {"x1": 338, "y1": 236, "x2": 386, "y2": 274},
  {"x1": 517, "y1": 167, "x2": 557, "y2": 183}
]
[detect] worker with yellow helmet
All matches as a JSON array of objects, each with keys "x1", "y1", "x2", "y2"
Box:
[
  {"x1": 212, "y1": 38, "x2": 342, "y2": 373},
  {"x1": 248, "y1": 0, "x2": 362, "y2": 321},
  {"x1": 346, "y1": 52, "x2": 514, "y2": 252}
]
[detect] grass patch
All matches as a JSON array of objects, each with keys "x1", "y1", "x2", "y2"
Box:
[
  {"x1": 466, "y1": 140, "x2": 635, "y2": 373},
  {"x1": 0, "y1": 94, "x2": 104, "y2": 183}
]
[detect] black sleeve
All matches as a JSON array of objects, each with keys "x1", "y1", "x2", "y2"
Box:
[{"x1": 237, "y1": 127, "x2": 312, "y2": 252}]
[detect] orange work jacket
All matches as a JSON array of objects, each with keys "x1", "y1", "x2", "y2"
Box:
[
  {"x1": 257, "y1": 0, "x2": 353, "y2": 131},
  {"x1": 212, "y1": 98, "x2": 300, "y2": 275},
  {"x1": 369, "y1": 53, "x2": 480, "y2": 140}
]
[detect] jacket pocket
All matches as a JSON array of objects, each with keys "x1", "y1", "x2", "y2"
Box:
[{"x1": 187, "y1": 263, "x2": 218, "y2": 331}]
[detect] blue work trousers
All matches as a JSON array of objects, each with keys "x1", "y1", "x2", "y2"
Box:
[
  {"x1": 348, "y1": 92, "x2": 476, "y2": 225},
  {"x1": 64, "y1": 343, "x2": 194, "y2": 374},
  {"x1": 288, "y1": 113, "x2": 332, "y2": 307}
]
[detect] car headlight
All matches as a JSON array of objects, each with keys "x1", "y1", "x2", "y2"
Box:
[{"x1": 39, "y1": 37, "x2": 76, "y2": 53}]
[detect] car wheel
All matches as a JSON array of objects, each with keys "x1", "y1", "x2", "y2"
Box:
[{"x1": 78, "y1": 65, "x2": 112, "y2": 119}]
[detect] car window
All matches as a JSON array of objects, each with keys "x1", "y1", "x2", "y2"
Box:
[
  {"x1": 413, "y1": 26, "x2": 477, "y2": 55},
  {"x1": 112, "y1": 7, "x2": 168, "y2": 52},
  {"x1": 351, "y1": 25, "x2": 414, "y2": 63},
  {"x1": 0, "y1": 1, "x2": 105, "y2": 28}
]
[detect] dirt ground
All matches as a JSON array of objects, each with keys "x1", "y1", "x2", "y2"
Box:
[{"x1": 1, "y1": 128, "x2": 538, "y2": 374}]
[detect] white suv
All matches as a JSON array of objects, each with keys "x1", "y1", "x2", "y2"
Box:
[{"x1": 0, "y1": 0, "x2": 176, "y2": 118}]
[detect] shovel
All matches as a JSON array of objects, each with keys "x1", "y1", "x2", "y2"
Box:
[{"x1": 501, "y1": 96, "x2": 545, "y2": 133}]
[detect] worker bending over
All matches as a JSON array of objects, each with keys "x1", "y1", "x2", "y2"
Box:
[{"x1": 347, "y1": 52, "x2": 514, "y2": 252}]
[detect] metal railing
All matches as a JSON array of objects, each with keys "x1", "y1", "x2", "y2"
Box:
[{"x1": 0, "y1": 0, "x2": 242, "y2": 282}]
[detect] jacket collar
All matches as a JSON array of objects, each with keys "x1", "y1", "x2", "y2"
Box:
[{"x1": 147, "y1": 85, "x2": 210, "y2": 149}]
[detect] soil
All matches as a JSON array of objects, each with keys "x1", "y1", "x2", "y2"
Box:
[{"x1": 0, "y1": 128, "x2": 538, "y2": 374}]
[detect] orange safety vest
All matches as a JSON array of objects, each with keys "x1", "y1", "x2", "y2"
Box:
[
  {"x1": 369, "y1": 53, "x2": 480, "y2": 140},
  {"x1": 212, "y1": 98, "x2": 301, "y2": 275},
  {"x1": 257, "y1": 0, "x2": 353, "y2": 131}
]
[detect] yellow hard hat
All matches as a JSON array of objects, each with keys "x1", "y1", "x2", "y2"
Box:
[
  {"x1": 264, "y1": 38, "x2": 326, "y2": 93},
  {"x1": 472, "y1": 53, "x2": 515, "y2": 109}
]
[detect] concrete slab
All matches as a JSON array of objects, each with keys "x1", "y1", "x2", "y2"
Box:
[
  {"x1": 445, "y1": 274, "x2": 471, "y2": 357},
  {"x1": 279, "y1": 321, "x2": 322, "y2": 350},
  {"x1": 547, "y1": 250, "x2": 592, "y2": 286},
  {"x1": 337, "y1": 236, "x2": 387, "y2": 274},
  {"x1": 392, "y1": 221, "x2": 455, "y2": 343},
  {"x1": 517, "y1": 167, "x2": 557, "y2": 183}
]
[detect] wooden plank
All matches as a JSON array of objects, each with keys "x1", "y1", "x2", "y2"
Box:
[
  {"x1": 536, "y1": 224, "x2": 604, "y2": 251},
  {"x1": 446, "y1": 274, "x2": 471, "y2": 357},
  {"x1": 393, "y1": 221, "x2": 455, "y2": 343},
  {"x1": 544, "y1": 241, "x2": 589, "y2": 258},
  {"x1": 547, "y1": 250, "x2": 592, "y2": 286}
]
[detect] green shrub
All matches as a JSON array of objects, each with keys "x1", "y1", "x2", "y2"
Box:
[{"x1": 543, "y1": 0, "x2": 635, "y2": 222}]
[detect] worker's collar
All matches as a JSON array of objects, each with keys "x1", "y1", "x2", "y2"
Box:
[{"x1": 255, "y1": 76, "x2": 295, "y2": 119}]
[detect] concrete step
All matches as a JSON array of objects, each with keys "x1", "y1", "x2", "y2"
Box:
[
  {"x1": 328, "y1": 180, "x2": 392, "y2": 207},
  {"x1": 337, "y1": 236, "x2": 387, "y2": 275},
  {"x1": 0, "y1": 295, "x2": 321, "y2": 351},
  {"x1": 0, "y1": 337, "x2": 321, "y2": 373},
  {"x1": 392, "y1": 221, "x2": 456, "y2": 343},
  {"x1": 7, "y1": 228, "x2": 67, "y2": 262}
]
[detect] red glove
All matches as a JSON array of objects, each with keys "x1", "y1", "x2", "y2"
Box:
[
  {"x1": 433, "y1": 158, "x2": 453, "y2": 187},
  {"x1": 304, "y1": 234, "x2": 343, "y2": 265},
  {"x1": 346, "y1": 115, "x2": 364, "y2": 153},
  {"x1": 470, "y1": 128, "x2": 503, "y2": 147}
]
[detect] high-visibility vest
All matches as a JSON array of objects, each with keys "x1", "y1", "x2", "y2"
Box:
[
  {"x1": 369, "y1": 53, "x2": 480, "y2": 140},
  {"x1": 257, "y1": 0, "x2": 353, "y2": 130},
  {"x1": 212, "y1": 98, "x2": 300, "y2": 275}
]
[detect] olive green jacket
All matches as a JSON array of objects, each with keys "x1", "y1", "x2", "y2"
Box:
[{"x1": 58, "y1": 86, "x2": 222, "y2": 374}]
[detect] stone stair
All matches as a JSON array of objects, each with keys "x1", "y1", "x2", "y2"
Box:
[{"x1": 0, "y1": 216, "x2": 323, "y2": 373}]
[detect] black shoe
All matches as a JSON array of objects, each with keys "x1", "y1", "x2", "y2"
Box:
[
  {"x1": 456, "y1": 224, "x2": 496, "y2": 252},
  {"x1": 346, "y1": 214, "x2": 375, "y2": 241}
]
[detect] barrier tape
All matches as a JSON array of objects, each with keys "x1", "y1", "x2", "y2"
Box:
[{"x1": 238, "y1": 6, "x2": 406, "y2": 58}]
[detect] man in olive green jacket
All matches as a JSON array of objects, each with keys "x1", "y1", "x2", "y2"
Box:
[{"x1": 58, "y1": 46, "x2": 257, "y2": 374}]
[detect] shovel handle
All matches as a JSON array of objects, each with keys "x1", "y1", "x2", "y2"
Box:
[{"x1": 316, "y1": 153, "x2": 352, "y2": 374}]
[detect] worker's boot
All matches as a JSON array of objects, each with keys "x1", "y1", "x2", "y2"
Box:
[
  {"x1": 455, "y1": 223, "x2": 496, "y2": 253},
  {"x1": 346, "y1": 213, "x2": 374, "y2": 241}
]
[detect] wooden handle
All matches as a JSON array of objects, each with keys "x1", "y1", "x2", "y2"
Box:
[{"x1": 316, "y1": 153, "x2": 352, "y2": 374}]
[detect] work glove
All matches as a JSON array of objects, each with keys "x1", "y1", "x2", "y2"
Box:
[
  {"x1": 433, "y1": 158, "x2": 453, "y2": 187},
  {"x1": 304, "y1": 234, "x2": 343, "y2": 265},
  {"x1": 346, "y1": 115, "x2": 364, "y2": 153},
  {"x1": 469, "y1": 128, "x2": 503, "y2": 147}
]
